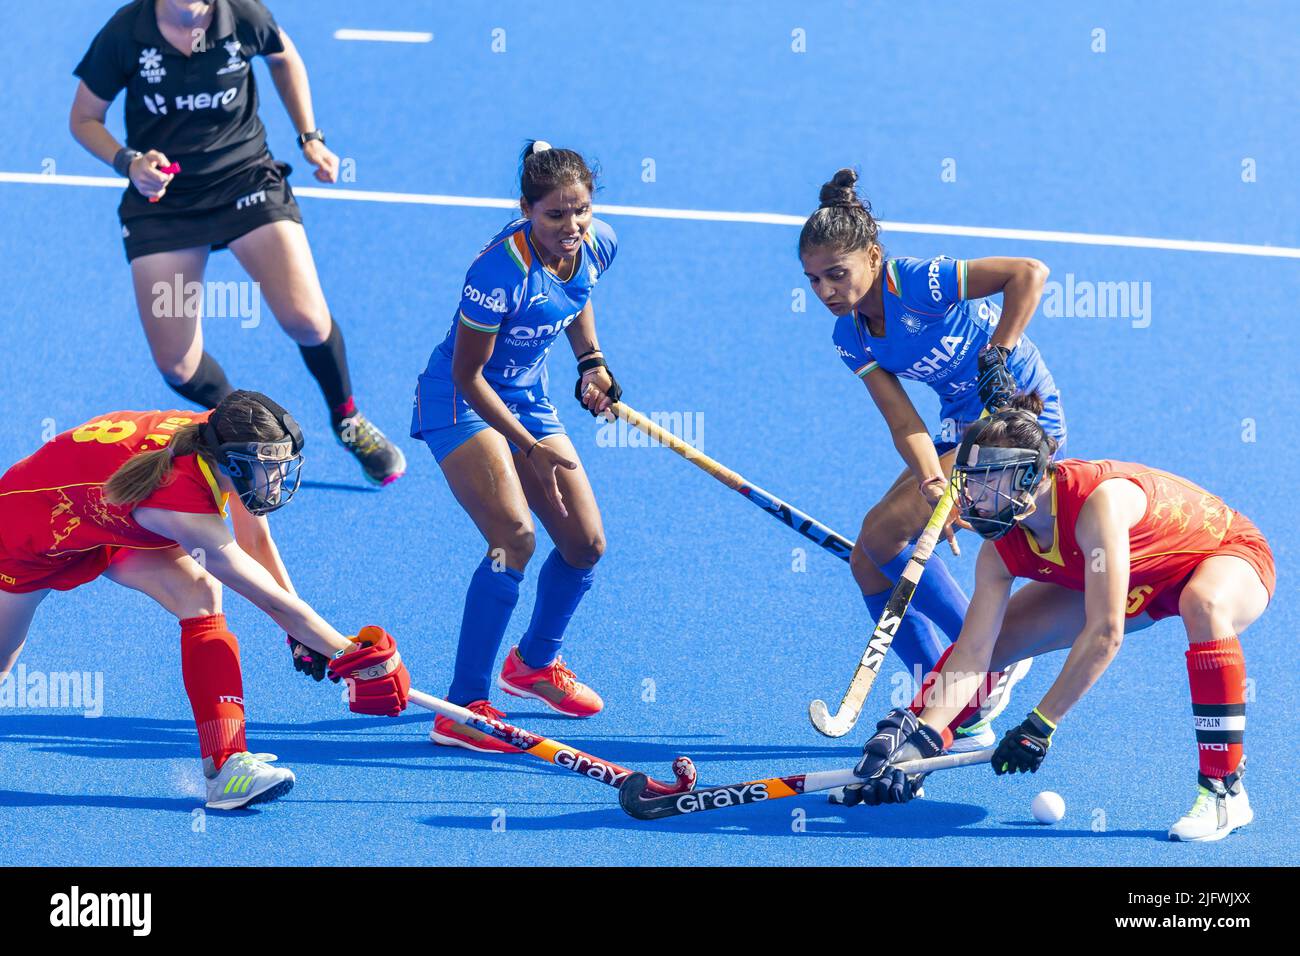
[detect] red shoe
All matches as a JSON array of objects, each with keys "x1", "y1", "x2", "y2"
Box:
[
  {"x1": 497, "y1": 647, "x2": 604, "y2": 717},
  {"x1": 429, "y1": 699, "x2": 520, "y2": 753}
]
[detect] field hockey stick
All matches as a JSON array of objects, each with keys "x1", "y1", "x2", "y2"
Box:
[
  {"x1": 408, "y1": 689, "x2": 696, "y2": 797},
  {"x1": 611, "y1": 402, "x2": 960, "y2": 563},
  {"x1": 807, "y1": 410, "x2": 990, "y2": 738},
  {"x1": 618, "y1": 747, "x2": 993, "y2": 821},
  {"x1": 611, "y1": 401, "x2": 860, "y2": 560}
]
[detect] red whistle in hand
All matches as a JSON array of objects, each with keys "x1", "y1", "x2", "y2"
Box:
[{"x1": 148, "y1": 162, "x2": 182, "y2": 203}]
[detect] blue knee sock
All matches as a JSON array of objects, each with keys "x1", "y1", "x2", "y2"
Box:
[
  {"x1": 519, "y1": 549, "x2": 595, "y2": 668},
  {"x1": 879, "y1": 550, "x2": 969, "y2": 644},
  {"x1": 447, "y1": 556, "x2": 525, "y2": 705},
  {"x1": 862, "y1": 588, "x2": 947, "y2": 683}
]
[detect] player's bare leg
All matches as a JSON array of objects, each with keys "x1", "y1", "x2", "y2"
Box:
[
  {"x1": 503, "y1": 434, "x2": 605, "y2": 716},
  {"x1": 988, "y1": 581, "x2": 1156, "y2": 671},
  {"x1": 854, "y1": 448, "x2": 959, "y2": 590},
  {"x1": 130, "y1": 245, "x2": 212, "y2": 388},
  {"x1": 230, "y1": 221, "x2": 405, "y2": 485},
  {"x1": 429, "y1": 429, "x2": 541, "y2": 748},
  {"x1": 0, "y1": 588, "x2": 49, "y2": 682},
  {"x1": 105, "y1": 547, "x2": 293, "y2": 809},
  {"x1": 440, "y1": 429, "x2": 537, "y2": 575},
  {"x1": 1168, "y1": 555, "x2": 1269, "y2": 842},
  {"x1": 104, "y1": 545, "x2": 221, "y2": 618}
]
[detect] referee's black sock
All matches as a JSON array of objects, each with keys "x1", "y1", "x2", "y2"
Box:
[
  {"x1": 298, "y1": 317, "x2": 355, "y2": 426},
  {"x1": 166, "y1": 351, "x2": 234, "y2": 411}
]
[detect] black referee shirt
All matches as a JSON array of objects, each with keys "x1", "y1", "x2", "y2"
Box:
[{"x1": 75, "y1": 0, "x2": 286, "y2": 192}]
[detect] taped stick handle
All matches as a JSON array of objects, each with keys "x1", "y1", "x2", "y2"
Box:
[
  {"x1": 611, "y1": 401, "x2": 858, "y2": 561},
  {"x1": 801, "y1": 748, "x2": 994, "y2": 796},
  {"x1": 409, "y1": 688, "x2": 476, "y2": 723},
  {"x1": 611, "y1": 402, "x2": 745, "y2": 490},
  {"x1": 892, "y1": 747, "x2": 993, "y2": 775}
]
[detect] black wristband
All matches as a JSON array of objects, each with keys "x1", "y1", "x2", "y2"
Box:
[
  {"x1": 576, "y1": 347, "x2": 602, "y2": 361},
  {"x1": 577, "y1": 356, "x2": 608, "y2": 375},
  {"x1": 113, "y1": 147, "x2": 142, "y2": 178}
]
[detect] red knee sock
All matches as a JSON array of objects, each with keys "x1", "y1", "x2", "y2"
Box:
[
  {"x1": 909, "y1": 645, "x2": 1003, "y2": 733},
  {"x1": 180, "y1": 614, "x2": 247, "y2": 772},
  {"x1": 1185, "y1": 636, "x2": 1246, "y2": 779}
]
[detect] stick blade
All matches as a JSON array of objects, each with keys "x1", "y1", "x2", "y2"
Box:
[
  {"x1": 808, "y1": 698, "x2": 856, "y2": 738},
  {"x1": 618, "y1": 772, "x2": 676, "y2": 821}
]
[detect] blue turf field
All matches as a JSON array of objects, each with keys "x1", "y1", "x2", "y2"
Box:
[{"x1": 0, "y1": 2, "x2": 1297, "y2": 866}]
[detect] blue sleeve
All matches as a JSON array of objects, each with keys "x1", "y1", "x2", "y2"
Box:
[
  {"x1": 832, "y1": 315, "x2": 878, "y2": 381},
  {"x1": 456, "y1": 244, "x2": 521, "y2": 335},
  {"x1": 889, "y1": 256, "x2": 970, "y2": 314},
  {"x1": 585, "y1": 217, "x2": 618, "y2": 275}
]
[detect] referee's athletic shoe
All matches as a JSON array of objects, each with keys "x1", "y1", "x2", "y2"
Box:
[
  {"x1": 204, "y1": 752, "x2": 295, "y2": 810},
  {"x1": 497, "y1": 647, "x2": 604, "y2": 717},
  {"x1": 1168, "y1": 762, "x2": 1253, "y2": 842},
  {"x1": 949, "y1": 657, "x2": 1034, "y2": 754},
  {"x1": 334, "y1": 411, "x2": 406, "y2": 486}
]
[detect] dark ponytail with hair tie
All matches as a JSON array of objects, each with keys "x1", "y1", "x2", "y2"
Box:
[{"x1": 519, "y1": 139, "x2": 598, "y2": 206}]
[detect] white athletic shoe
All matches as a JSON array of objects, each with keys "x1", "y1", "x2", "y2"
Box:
[
  {"x1": 1168, "y1": 765, "x2": 1252, "y2": 842},
  {"x1": 948, "y1": 723, "x2": 996, "y2": 754},
  {"x1": 950, "y1": 657, "x2": 1034, "y2": 751},
  {"x1": 204, "y1": 751, "x2": 296, "y2": 810}
]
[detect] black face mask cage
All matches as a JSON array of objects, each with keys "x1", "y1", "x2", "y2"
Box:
[
  {"x1": 200, "y1": 392, "x2": 306, "y2": 516},
  {"x1": 221, "y1": 444, "x2": 305, "y2": 515},
  {"x1": 953, "y1": 464, "x2": 1035, "y2": 539},
  {"x1": 952, "y1": 440, "x2": 1048, "y2": 540}
]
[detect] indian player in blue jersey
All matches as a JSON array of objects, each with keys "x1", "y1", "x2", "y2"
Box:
[
  {"x1": 801, "y1": 169, "x2": 1066, "y2": 750},
  {"x1": 410, "y1": 142, "x2": 623, "y2": 750}
]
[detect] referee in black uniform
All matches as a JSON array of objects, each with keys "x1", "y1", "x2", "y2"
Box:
[{"x1": 69, "y1": 0, "x2": 405, "y2": 487}]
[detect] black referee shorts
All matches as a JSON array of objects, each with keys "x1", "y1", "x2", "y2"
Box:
[{"x1": 119, "y1": 157, "x2": 304, "y2": 262}]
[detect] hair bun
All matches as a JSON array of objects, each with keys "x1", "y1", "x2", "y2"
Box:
[
  {"x1": 818, "y1": 167, "x2": 862, "y2": 210},
  {"x1": 1008, "y1": 391, "x2": 1046, "y2": 417}
]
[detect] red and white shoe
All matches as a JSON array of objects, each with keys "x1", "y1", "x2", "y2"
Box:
[
  {"x1": 429, "y1": 699, "x2": 520, "y2": 753},
  {"x1": 497, "y1": 647, "x2": 604, "y2": 717}
]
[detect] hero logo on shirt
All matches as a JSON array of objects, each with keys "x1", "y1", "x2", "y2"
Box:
[
  {"x1": 927, "y1": 258, "x2": 945, "y2": 302},
  {"x1": 217, "y1": 40, "x2": 247, "y2": 75},
  {"x1": 463, "y1": 284, "x2": 508, "y2": 314},
  {"x1": 173, "y1": 88, "x2": 239, "y2": 111},
  {"x1": 148, "y1": 89, "x2": 238, "y2": 114},
  {"x1": 138, "y1": 48, "x2": 166, "y2": 84}
]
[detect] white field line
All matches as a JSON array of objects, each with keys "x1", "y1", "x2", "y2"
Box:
[
  {"x1": 332, "y1": 29, "x2": 432, "y2": 43},
  {"x1": 1, "y1": 171, "x2": 1296, "y2": 259}
]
